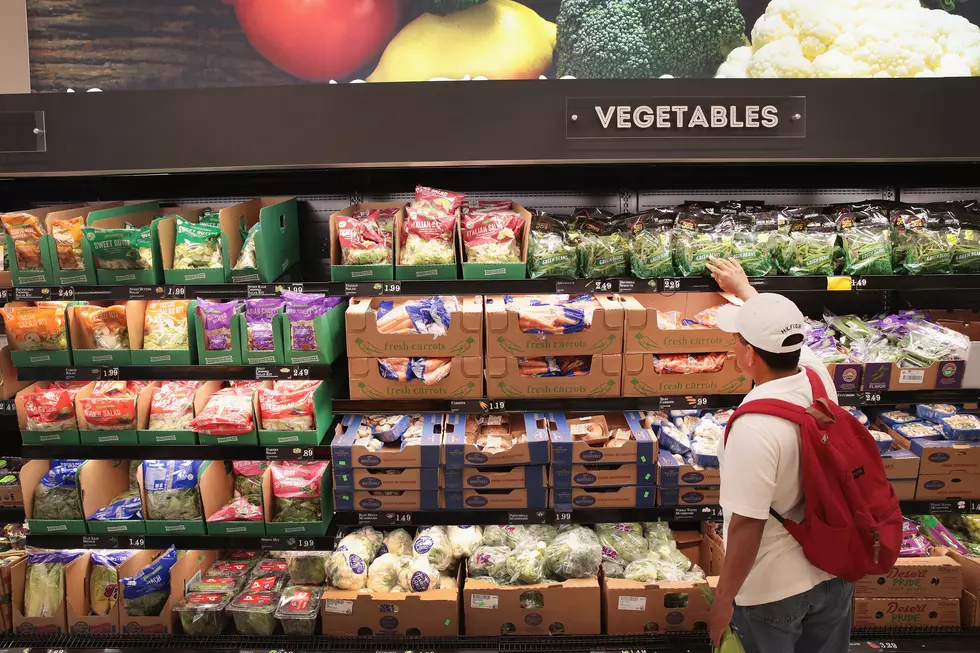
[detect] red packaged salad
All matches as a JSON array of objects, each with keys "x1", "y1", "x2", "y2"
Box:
[
  {"x1": 78, "y1": 380, "x2": 143, "y2": 430},
  {"x1": 257, "y1": 383, "x2": 319, "y2": 431},
  {"x1": 461, "y1": 210, "x2": 525, "y2": 264},
  {"x1": 414, "y1": 185, "x2": 465, "y2": 215},
  {"x1": 23, "y1": 387, "x2": 77, "y2": 431},
  {"x1": 338, "y1": 210, "x2": 391, "y2": 266},
  {"x1": 400, "y1": 207, "x2": 457, "y2": 266},
  {"x1": 187, "y1": 387, "x2": 255, "y2": 436}
]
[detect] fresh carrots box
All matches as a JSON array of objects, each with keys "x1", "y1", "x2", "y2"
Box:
[
  {"x1": 622, "y1": 352, "x2": 751, "y2": 396},
  {"x1": 621, "y1": 293, "x2": 735, "y2": 355},
  {"x1": 346, "y1": 295, "x2": 483, "y2": 357},
  {"x1": 548, "y1": 412, "x2": 657, "y2": 470},
  {"x1": 485, "y1": 355, "x2": 621, "y2": 399},
  {"x1": 484, "y1": 294, "x2": 624, "y2": 357},
  {"x1": 348, "y1": 356, "x2": 483, "y2": 400}
]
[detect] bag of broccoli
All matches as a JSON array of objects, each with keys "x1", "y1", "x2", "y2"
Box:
[
  {"x1": 905, "y1": 204, "x2": 956, "y2": 275},
  {"x1": 32, "y1": 459, "x2": 84, "y2": 520},
  {"x1": 143, "y1": 460, "x2": 204, "y2": 521},
  {"x1": 732, "y1": 210, "x2": 778, "y2": 277},
  {"x1": 527, "y1": 212, "x2": 578, "y2": 279},
  {"x1": 628, "y1": 209, "x2": 676, "y2": 279},
  {"x1": 90, "y1": 551, "x2": 135, "y2": 616},
  {"x1": 673, "y1": 206, "x2": 734, "y2": 277},
  {"x1": 783, "y1": 209, "x2": 837, "y2": 277},
  {"x1": 121, "y1": 546, "x2": 178, "y2": 617},
  {"x1": 836, "y1": 205, "x2": 893, "y2": 275},
  {"x1": 953, "y1": 206, "x2": 980, "y2": 273},
  {"x1": 24, "y1": 551, "x2": 83, "y2": 617},
  {"x1": 173, "y1": 216, "x2": 223, "y2": 270},
  {"x1": 572, "y1": 209, "x2": 629, "y2": 278}
]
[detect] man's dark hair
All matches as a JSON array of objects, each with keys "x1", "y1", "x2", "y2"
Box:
[{"x1": 737, "y1": 333, "x2": 804, "y2": 371}]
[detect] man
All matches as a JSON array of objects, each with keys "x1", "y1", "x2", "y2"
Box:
[{"x1": 705, "y1": 257, "x2": 854, "y2": 653}]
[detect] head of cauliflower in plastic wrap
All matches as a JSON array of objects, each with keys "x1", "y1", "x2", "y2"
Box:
[
  {"x1": 412, "y1": 526, "x2": 457, "y2": 571},
  {"x1": 544, "y1": 525, "x2": 602, "y2": 580}
]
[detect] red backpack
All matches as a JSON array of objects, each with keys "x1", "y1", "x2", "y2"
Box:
[{"x1": 723, "y1": 367, "x2": 903, "y2": 583}]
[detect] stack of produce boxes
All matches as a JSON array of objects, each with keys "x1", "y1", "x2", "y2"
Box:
[
  {"x1": 620, "y1": 293, "x2": 751, "y2": 397},
  {"x1": 442, "y1": 413, "x2": 551, "y2": 510},
  {"x1": 331, "y1": 415, "x2": 443, "y2": 511},
  {"x1": 548, "y1": 412, "x2": 658, "y2": 511},
  {"x1": 345, "y1": 296, "x2": 484, "y2": 400},
  {"x1": 484, "y1": 294, "x2": 624, "y2": 398},
  {"x1": 853, "y1": 519, "x2": 963, "y2": 628},
  {"x1": 652, "y1": 410, "x2": 726, "y2": 507},
  {"x1": 861, "y1": 407, "x2": 921, "y2": 501}
]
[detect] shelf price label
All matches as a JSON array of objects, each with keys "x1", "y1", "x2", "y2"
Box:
[
  {"x1": 381, "y1": 282, "x2": 402, "y2": 295},
  {"x1": 295, "y1": 538, "x2": 317, "y2": 550},
  {"x1": 63, "y1": 367, "x2": 103, "y2": 381},
  {"x1": 256, "y1": 366, "x2": 311, "y2": 380},
  {"x1": 826, "y1": 276, "x2": 853, "y2": 291},
  {"x1": 450, "y1": 400, "x2": 506, "y2": 413},
  {"x1": 128, "y1": 286, "x2": 158, "y2": 300},
  {"x1": 0, "y1": 399, "x2": 15, "y2": 415},
  {"x1": 126, "y1": 536, "x2": 146, "y2": 548},
  {"x1": 554, "y1": 511, "x2": 573, "y2": 524},
  {"x1": 357, "y1": 511, "x2": 412, "y2": 526},
  {"x1": 661, "y1": 278, "x2": 682, "y2": 292},
  {"x1": 165, "y1": 285, "x2": 187, "y2": 298},
  {"x1": 264, "y1": 447, "x2": 316, "y2": 461},
  {"x1": 592, "y1": 279, "x2": 616, "y2": 293},
  {"x1": 863, "y1": 392, "x2": 882, "y2": 404},
  {"x1": 103, "y1": 367, "x2": 121, "y2": 379},
  {"x1": 0, "y1": 288, "x2": 10, "y2": 303},
  {"x1": 82, "y1": 535, "x2": 118, "y2": 549}
]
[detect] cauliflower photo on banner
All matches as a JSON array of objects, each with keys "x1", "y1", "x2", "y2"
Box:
[{"x1": 716, "y1": 0, "x2": 980, "y2": 78}]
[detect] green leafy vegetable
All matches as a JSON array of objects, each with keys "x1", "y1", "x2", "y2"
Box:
[
  {"x1": 673, "y1": 206, "x2": 734, "y2": 277},
  {"x1": 175, "y1": 592, "x2": 233, "y2": 635},
  {"x1": 836, "y1": 206, "x2": 893, "y2": 275},
  {"x1": 228, "y1": 591, "x2": 280, "y2": 635},
  {"x1": 629, "y1": 209, "x2": 676, "y2": 279},
  {"x1": 527, "y1": 213, "x2": 578, "y2": 279},
  {"x1": 572, "y1": 210, "x2": 629, "y2": 278},
  {"x1": 597, "y1": 522, "x2": 649, "y2": 565}
]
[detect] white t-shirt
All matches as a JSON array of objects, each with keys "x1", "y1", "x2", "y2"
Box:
[{"x1": 718, "y1": 347, "x2": 836, "y2": 606}]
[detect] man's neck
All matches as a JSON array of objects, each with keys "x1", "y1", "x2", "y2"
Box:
[{"x1": 753, "y1": 365, "x2": 802, "y2": 387}]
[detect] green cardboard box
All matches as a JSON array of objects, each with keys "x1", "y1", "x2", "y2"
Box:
[
  {"x1": 203, "y1": 461, "x2": 266, "y2": 536},
  {"x1": 22, "y1": 459, "x2": 88, "y2": 534},
  {"x1": 328, "y1": 202, "x2": 401, "y2": 281},
  {"x1": 139, "y1": 460, "x2": 211, "y2": 536},
  {"x1": 458, "y1": 202, "x2": 533, "y2": 280},
  {"x1": 62, "y1": 201, "x2": 161, "y2": 286},
  {"x1": 193, "y1": 308, "x2": 245, "y2": 366},
  {"x1": 135, "y1": 382, "x2": 201, "y2": 445},
  {"x1": 394, "y1": 204, "x2": 460, "y2": 281},
  {"x1": 74, "y1": 381, "x2": 140, "y2": 444},
  {"x1": 227, "y1": 197, "x2": 301, "y2": 284},
  {"x1": 130, "y1": 299, "x2": 198, "y2": 366},
  {"x1": 258, "y1": 381, "x2": 332, "y2": 446},
  {"x1": 239, "y1": 312, "x2": 286, "y2": 365},
  {"x1": 67, "y1": 303, "x2": 134, "y2": 366},
  {"x1": 7, "y1": 301, "x2": 74, "y2": 367},
  {"x1": 263, "y1": 461, "x2": 332, "y2": 536},
  {"x1": 80, "y1": 460, "x2": 145, "y2": 535},
  {"x1": 15, "y1": 381, "x2": 88, "y2": 445},
  {"x1": 283, "y1": 302, "x2": 346, "y2": 365},
  {"x1": 193, "y1": 381, "x2": 259, "y2": 445}
]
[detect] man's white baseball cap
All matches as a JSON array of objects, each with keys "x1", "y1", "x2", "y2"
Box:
[{"x1": 715, "y1": 293, "x2": 807, "y2": 354}]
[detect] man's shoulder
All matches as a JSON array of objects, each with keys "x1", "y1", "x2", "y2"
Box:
[{"x1": 728, "y1": 410, "x2": 801, "y2": 447}]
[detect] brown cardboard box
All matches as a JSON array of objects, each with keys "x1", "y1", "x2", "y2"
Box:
[
  {"x1": 881, "y1": 449, "x2": 920, "y2": 480},
  {"x1": 914, "y1": 471, "x2": 980, "y2": 500},
  {"x1": 446, "y1": 487, "x2": 548, "y2": 510},
  {"x1": 442, "y1": 414, "x2": 551, "y2": 468},
  {"x1": 329, "y1": 201, "x2": 405, "y2": 278},
  {"x1": 946, "y1": 550, "x2": 980, "y2": 626},
  {"x1": 963, "y1": 591, "x2": 980, "y2": 627},
  {"x1": 0, "y1": 347, "x2": 32, "y2": 400},
  {"x1": 486, "y1": 355, "x2": 621, "y2": 399},
  {"x1": 117, "y1": 549, "x2": 216, "y2": 635},
  {"x1": 700, "y1": 523, "x2": 726, "y2": 576},
  {"x1": 890, "y1": 480, "x2": 917, "y2": 501},
  {"x1": 66, "y1": 551, "x2": 126, "y2": 635},
  {"x1": 621, "y1": 293, "x2": 736, "y2": 354},
  {"x1": 906, "y1": 439, "x2": 980, "y2": 476},
  {"x1": 346, "y1": 295, "x2": 484, "y2": 358},
  {"x1": 852, "y1": 598, "x2": 960, "y2": 628},
  {"x1": 603, "y1": 576, "x2": 717, "y2": 634},
  {"x1": 862, "y1": 360, "x2": 967, "y2": 392},
  {"x1": 549, "y1": 412, "x2": 657, "y2": 468},
  {"x1": 78, "y1": 460, "x2": 139, "y2": 531},
  {"x1": 552, "y1": 485, "x2": 655, "y2": 510},
  {"x1": 67, "y1": 303, "x2": 146, "y2": 363},
  {"x1": 855, "y1": 557, "x2": 962, "y2": 598},
  {"x1": 464, "y1": 577, "x2": 601, "y2": 636},
  {"x1": 349, "y1": 356, "x2": 483, "y2": 400},
  {"x1": 320, "y1": 570, "x2": 459, "y2": 636},
  {"x1": 622, "y1": 353, "x2": 751, "y2": 396},
  {"x1": 485, "y1": 294, "x2": 624, "y2": 357},
  {"x1": 657, "y1": 487, "x2": 721, "y2": 506},
  {"x1": 334, "y1": 489, "x2": 440, "y2": 512},
  {"x1": 12, "y1": 555, "x2": 68, "y2": 634},
  {"x1": 674, "y1": 531, "x2": 702, "y2": 568}
]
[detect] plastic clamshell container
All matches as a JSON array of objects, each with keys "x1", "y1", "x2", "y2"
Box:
[
  {"x1": 244, "y1": 572, "x2": 288, "y2": 594},
  {"x1": 870, "y1": 430, "x2": 894, "y2": 454},
  {"x1": 275, "y1": 585, "x2": 321, "y2": 637},
  {"x1": 879, "y1": 410, "x2": 919, "y2": 427},
  {"x1": 357, "y1": 414, "x2": 411, "y2": 443},
  {"x1": 940, "y1": 414, "x2": 980, "y2": 442},
  {"x1": 847, "y1": 408, "x2": 869, "y2": 426},
  {"x1": 228, "y1": 591, "x2": 281, "y2": 636},
  {"x1": 692, "y1": 448, "x2": 719, "y2": 468},
  {"x1": 205, "y1": 560, "x2": 252, "y2": 579},
  {"x1": 916, "y1": 404, "x2": 960, "y2": 424},
  {"x1": 250, "y1": 558, "x2": 288, "y2": 577},
  {"x1": 174, "y1": 591, "x2": 233, "y2": 636},
  {"x1": 893, "y1": 421, "x2": 943, "y2": 440},
  {"x1": 187, "y1": 575, "x2": 245, "y2": 594}
]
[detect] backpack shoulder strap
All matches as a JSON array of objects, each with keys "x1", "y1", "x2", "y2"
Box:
[
  {"x1": 723, "y1": 398, "x2": 807, "y2": 447},
  {"x1": 804, "y1": 366, "x2": 829, "y2": 402}
]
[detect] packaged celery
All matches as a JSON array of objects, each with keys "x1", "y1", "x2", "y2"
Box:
[{"x1": 628, "y1": 209, "x2": 675, "y2": 279}]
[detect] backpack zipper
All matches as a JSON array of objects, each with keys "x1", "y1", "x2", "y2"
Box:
[{"x1": 873, "y1": 530, "x2": 881, "y2": 565}]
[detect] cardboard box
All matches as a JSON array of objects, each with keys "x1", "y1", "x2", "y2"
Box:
[
  {"x1": 622, "y1": 353, "x2": 751, "y2": 396},
  {"x1": 700, "y1": 523, "x2": 726, "y2": 576},
  {"x1": 67, "y1": 303, "x2": 144, "y2": 366},
  {"x1": 458, "y1": 203, "x2": 533, "y2": 280},
  {"x1": 263, "y1": 461, "x2": 332, "y2": 536},
  {"x1": 334, "y1": 489, "x2": 440, "y2": 512},
  {"x1": 346, "y1": 295, "x2": 483, "y2": 358},
  {"x1": 332, "y1": 415, "x2": 442, "y2": 472},
  {"x1": 282, "y1": 300, "x2": 347, "y2": 365},
  {"x1": 621, "y1": 293, "x2": 734, "y2": 354},
  {"x1": 329, "y1": 202, "x2": 402, "y2": 282},
  {"x1": 445, "y1": 487, "x2": 548, "y2": 510},
  {"x1": 946, "y1": 549, "x2": 980, "y2": 626},
  {"x1": 66, "y1": 551, "x2": 124, "y2": 635},
  {"x1": 128, "y1": 299, "x2": 198, "y2": 366},
  {"x1": 3, "y1": 203, "x2": 87, "y2": 286},
  {"x1": 117, "y1": 549, "x2": 217, "y2": 635},
  {"x1": 915, "y1": 471, "x2": 980, "y2": 500},
  {"x1": 321, "y1": 568, "x2": 460, "y2": 636},
  {"x1": 890, "y1": 480, "x2": 917, "y2": 501},
  {"x1": 603, "y1": 576, "x2": 717, "y2": 634},
  {"x1": 442, "y1": 413, "x2": 551, "y2": 468},
  {"x1": 464, "y1": 577, "x2": 600, "y2": 636},
  {"x1": 79, "y1": 460, "x2": 144, "y2": 534},
  {"x1": 75, "y1": 381, "x2": 149, "y2": 445},
  {"x1": 258, "y1": 379, "x2": 333, "y2": 446},
  {"x1": 881, "y1": 448, "x2": 921, "y2": 481},
  {"x1": 826, "y1": 362, "x2": 864, "y2": 393},
  {"x1": 657, "y1": 486, "x2": 721, "y2": 506},
  {"x1": 553, "y1": 462, "x2": 655, "y2": 489},
  {"x1": 16, "y1": 381, "x2": 87, "y2": 445},
  {"x1": 486, "y1": 354, "x2": 621, "y2": 397},
  {"x1": 674, "y1": 530, "x2": 703, "y2": 568},
  {"x1": 909, "y1": 438, "x2": 980, "y2": 475},
  {"x1": 485, "y1": 294, "x2": 624, "y2": 357},
  {"x1": 863, "y1": 360, "x2": 966, "y2": 391},
  {"x1": 549, "y1": 412, "x2": 657, "y2": 468},
  {"x1": 5, "y1": 301, "x2": 73, "y2": 367},
  {"x1": 12, "y1": 554, "x2": 67, "y2": 634},
  {"x1": 552, "y1": 485, "x2": 655, "y2": 510},
  {"x1": 0, "y1": 346, "x2": 32, "y2": 400},
  {"x1": 855, "y1": 557, "x2": 962, "y2": 598},
  {"x1": 342, "y1": 467, "x2": 442, "y2": 492},
  {"x1": 657, "y1": 453, "x2": 721, "y2": 487},
  {"x1": 193, "y1": 309, "x2": 245, "y2": 366},
  {"x1": 349, "y1": 356, "x2": 483, "y2": 400},
  {"x1": 852, "y1": 598, "x2": 960, "y2": 628},
  {"x1": 444, "y1": 465, "x2": 546, "y2": 491},
  {"x1": 22, "y1": 459, "x2": 86, "y2": 534},
  {"x1": 200, "y1": 461, "x2": 265, "y2": 536}
]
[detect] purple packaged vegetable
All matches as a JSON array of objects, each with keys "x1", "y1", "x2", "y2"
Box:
[
  {"x1": 919, "y1": 515, "x2": 969, "y2": 555},
  {"x1": 286, "y1": 302, "x2": 319, "y2": 351},
  {"x1": 244, "y1": 298, "x2": 284, "y2": 352},
  {"x1": 197, "y1": 299, "x2": 240, "y2": 351},
  {"x1": 900, "y1": 535, "x2": 931, "y2": 557}
]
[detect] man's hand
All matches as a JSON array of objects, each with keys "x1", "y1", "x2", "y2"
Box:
[
  {"x1": 709, "y1": 597, "x2": 735, "y2": 648},
  {"x1": 706, "y1": 257, "x2": 758, "y2": 301}
]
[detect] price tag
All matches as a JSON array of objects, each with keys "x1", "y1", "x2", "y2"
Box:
[
  {"x1": 0, "y1": 288, "x2": 10, "y2": 303},
  {"x1": 285, "y1": 283, "x2": 305, "y2": 294},
  {"x1": 264, "y1": 447, "x2": 316, "y2": 461},
  {"x1": 165, "y1": 285, "x2": 187, "y2": 298},
  {"x1": 64, "y1": 367, "x2": 102, "y2": 381},
  {"x1": 687, "y1": 396, "x2": 709, "y2": 408},
  {"x1": 381, "y1": 281, "x2": 402, "y2": 295},
  {"x1": 852, "y1": 277, "x2": 869, "y2": 289},
  {"x1": 358, "y1": 511, "x2": 412, "y2": 526},
  {"x1": 863, "y1": 392, "x2": 882, "y2": 404},
  {"x1": 103, "y1": 367, "x2": 121, "y2": 379},
  {"x1": 55, "y1": 286, "x2": 74, "y2": 300},
  {"x1": 128, "y1": 286, "x2": 157, "y2": 300},
  {"x1": 126, "y1": 536, "x2": 146, "y2": 548},
  {"x1": 295, "y1": 538, "x2": 317, "y2": 550},
  {"x1": 870, "y1": 643, "x2": 898, "y2": 650},
  {"x1": 661, "y1": 278, "x2": 682, "y2": 292},
  {"x1": 292, "y1": 366, "x2": 311, "y2": 379},
  {"x1": 14, "y1": 287, "x2": 43, "y2": 301},
  {"x1": 0, "y1": 398, "x2": 15, "y2": 415},
  {"x1": 592, "y1": 279, "x2": 616, "y2": 293},
  {"x1": 259, "y1": 537, "x2": 285, "y2": 550},
  {"x1": 82, "y1": 535, "x2": 117, "y2": 548},
  {"x1": 826, "y1": 276, "x2": 853, "y2": 291},
  {"x1": 658, "y1": 396, "x2": 680, "y2": 410},
  {"x1": 254, "y1": 366, "x2": 290, "y2": 380},
  {"x1": 554, "y1": 511, "x2": 573, "y2": 524},
  {"x1": 322, "y1": 598, "x2": 354, "y2": 615},
  {"x1": 246, "y1": 284, "x2": 278, "y2": 298},
  {"x1": 470, "y1": 594, "x2": 498, "y2": 610},
  {"x1": 617, "y1": 596, "x2": 647, "y2": 612},
  {"x1": 506, "y1": 511, "x2": 531, "y2": 524}
]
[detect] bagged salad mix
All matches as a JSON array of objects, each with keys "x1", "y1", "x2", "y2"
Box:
[
  {"x1": 270, "y1": 461, "x2": 329, "y2": 522},
  {"x1": 413, "y1": 185, "x2": 465, "y2": 215},
  {"x1": 33, "y1": 459, "x2": 84, "y2": 520},
  {"x1": 82, "y1": 226, "x2": 152, "y2": 271},
  {"x1": 51, "y1": 217, "x2": 85, "y2": 270},
  {"x1": 173, "y1": 216, "x2": 223, "y2": 269},
  {"x1": 953, "y1": 205, "x2": 980, "y2": 273},
  {"x1": 234, "y1": 222, "x2": 260, "y2": 270},
  {"x1": 283, "y1": 292, "x2": 344, "y2": 352},
  {"x1": 2, "y1": 305, "x2": 68, "y2": 351},
  {"x1": 244, "y1": 298, "x2": 283, "y2": 352},
  {"x1": 835, "y1": 205, "x2": 893, "y2": 275},
  {"x1": 571, "y1": 209, "x2": 629, "y2": 278},
  {"x1": 78, "y1": 381, "x2": 142, "y2": 430},
  {"x1": 338, "y1": 210, "x2": 392, "y2": 266},
  {"x1": 74, "y1": 304, "x2": 129, "y2": 350},
  {"x1": 143, "y1": 460, "x2": 204, "y2": 521},
  {"x1": 672, "y1": 205, "x2": 734, "y2": 277},
  {"x1": 257, "y1": 382, "x2": 319, "y2": 430},
  {"x1": 527, "y1": 212, "x2": 578, "y2": 279},
  {"x1": 88, "y1": 480, "x2": 143, "y2": 522},
  {"x1": 24, "y1": 550, "x2": 83, "y2": 617},
  {"x1": 148, "y1": 381, "x2": 202, "y2": 431},
  {"x1": 23, "y1": 385, "x2": 79, "y2": 431},
  {"x1": 89, "y1": 551, "x2": 135, "y2": 616},
  {"x1": 142, "y1": 300, "x2": 191, "y2": 350},
  {"x1": 196, "y1": 299, "x2": 241, "y2": 351},
  {"x1": 188, "y1": 387, "x2": 256, "y2": 436},
  {"x1": 400, "y1": 206, "x2": 457, "y2": 266},
  {"x1": 121, "y1": 546, "x2": 178, "y2": 616},
  {"x1": 1, "y1": 212, "x2": 46, "y2": 270},
  {"x1": 232, "y1": 461, "x2": 267, "y2": 510},
  {"x1": 460, "y1": 207, "x2": 525, "y2": 263},
  {"x1": 629, "y1": 209, "x2": 676, "y2": 279}
]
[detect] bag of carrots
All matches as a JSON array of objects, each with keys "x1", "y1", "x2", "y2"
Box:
[
  {"x1": 375, "y1": 296, "x2": 457, "y2": 337},
  {"x1": 652, "y1": 353, "x2": 727, "y2": 375},
  {"x1": 378, "y1": 357, "x2": 452, "y2": 385},
  {"x1": 504, "y1": 294, "x2": 598, "y2": 335}
]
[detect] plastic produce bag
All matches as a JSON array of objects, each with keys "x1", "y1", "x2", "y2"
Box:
[
  {"x1": 379, "y1": 528, "x2": 413, "y2": 556},
  {"x1": 188, "y1": 387, "x2": 255, "y2": 436},
  {"x1": 330, "y1": 526, "x2": 383, "y2": 590},
  {"x1": 1, "y1": 212, "x2": 46, "y2": 269},
  {"x1": 367, "y1": 553, "x2": 410, "y2": 592},
  {"x1": 244, "y1": 298, "x2": 284, "y2": 352},
  {"x1": 448, "y1": 525, "x2": 484, "y2": 558},
  {"x1": 396, "y1": 555, "x2": 441, "y2": 592},
  {"x1": 953, "y1": 208, "x2": 980, "y2": 273},
  {"x1": 24, "y1": 551, "x2": 83, "y2": 617},
  {"x1": 88, "y1": 490, "x2": 142, "y2": 521},
  {"x1": 527, "y1": 212, "x2": 578, "y2": 279},
  {"x1": 573, "y1": 212, "x2": 629, "y2": 278},
  {"x1": 527, "y1": 524, "x2": 558, "y2": 545},
  {"x1": 270, "y1": 461, "x2": 329, "y2": 522},
  {"x1": 597, "y1": 523, "x2": 649, "y2": 566},
  {"x1": 258, "y1": 382, "x2": 318, "y2": 431},
  {"x1": 143, "y1": 460, "x2": 204, "y2": 520},
  {"x1": 627, "y1": 209, "x2": 675, "y2": 279},
  {"x1": 544, "y1": 525, "x2": 601, "y2": 580},
  {"x1": 836, "y1": 206, "x2": 893, "y2": 275},
  {"x1": 461, "y1": 209, "x2": 524, "y2": 263},
  {"x1": 121, "y1": 546, "x2": 178, "y2": 616},
  {"x1": 413, "y1": 185, "x2": 465, "y2": 215},
  {"x1": 673, "y1": 206, "x2": 734, "y2": 277},
  {"x1": 142, "y1": 300, "x2": 191, "y2": 350},
  {"x1": 733, "y1": 210, "x2": 777, "y2": 277},
  {"x1": 33, "y1": 459, "x2": 84, "y2": 520},
  {"x1": 2, "y1": 305, "x2": 67, "y2": 351},
  {"x1": 149, "y1": 381, "x2": 201, "y2": 431},
  {"x1": 173, "y1": 216, "x2": 223, "y2": 269},
  {"x1": 232, "y1": 460, "x2": 267, "y2": 509},
  {"x1": 339, "y1": 210, "x2": 391, "y2": 265},
  {"x1": 196, "y1": 299, "x2": 240, "y2": 351},
  {"x1": 412, "y1": 526, "x2": 456, "y2": 571},
  {"x1": 51, "y1": 217, "x2": 85, "y2": 270},
  {"x1": 78, "y1": 381, "x2": 140, "y2": 430},
  {"x1": 24, "y1": 387, "x2": 77, "y2": 431},
  {"x1": 400, "y1": 206, "x2": 456, "y2": 266},
  {"x1": 234, "y1": 223, "x2": 260, "y2": 270},
  {"x1": 482, "y1": 524, "x2": 528, "y2": 549},
  {"x1": 375, "y1": 296, "x2": 458, "y2": 337},
  {"x1": 89, "y1": 551, "x2": 134, "y2": 616},
  {"x1": 83, "y1": 227, "x2": 147, "y2": 270},
  {"x1": 782, "y1": 208, "x2": 836, "y2": 276},
  {"x1": 467, "y1": 545, "x2": 510, "y2": 583},
  {"x1": 904, "y1": 205, "x2": 955, "y2": 275},
  {"x1": 75, "y1": 305, "x2": 130, "y2": 350}
]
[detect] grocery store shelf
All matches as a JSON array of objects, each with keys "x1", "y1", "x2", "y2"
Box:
[
  {"x1": 335, "y1": 506, "x2": 723, "y2": 527},
  {"x1": 19, "y1": 444, "x2": 331, "y2": 461},
  {"x1": 25, "y1": 532, "x2": 339, "y2": 552},
  {"x1": 0, "y1": 507, "x2": 23, "y2": 523},
  {"x1": 14, "y1": 365, "x2": 333, "y2": 382}
]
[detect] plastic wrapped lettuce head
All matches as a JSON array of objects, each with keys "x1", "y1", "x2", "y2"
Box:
[
  {"x1": 24, "y1": 551, "x2": 83, "y2": 617},
  {"x1": 602, "y1": 560, "x2": 625, "y2": 579},
  {"x1": 447, "y1": 525, "x2": 484, "y2": 558},
  {"x1": 380, "y1": 528, "x2": 413, "y2": 557},
  {"x1": 544, "y1": 525, "x2": 601, "y2": 580},
  {"x1": 397, "y1": 556, "x2": 441, "y2": 593},
  {"x1": 503, "y1": 542, "x2": 547, "y2": 585},
  {"x1": 330, "y1": 528, "x2": 383, "y2": 591},
  {"x1": 527, "y1": 524, "x2": 558, "y2": 545},
  {"x1": 439, "y1": 572, "x2": 457, "y2": 590},
  {"x1": 467, "y1": 545, "x2": 510, "y2": 581},
  {"x1": 89, "y1": 551, "x2": 134, "y2": 616},
  {"x1": 623, "y1": 557, "x2": 667, "y2": 583},
  {"x1": 597, "y1": 523, "x2": 649, "y2": 565},
  {"x1": 482, "y1": 524, "x2": 529, "y2": 549},
  {"x1": 654, "y1": 542, "x2": 693, "y2": 571},
  {"x1": 644, "y1": 521, "x2": 673, "y2": 548},
  {"x1": 367, "y1": 553, "x2": 410, "y2": 592},
  {"x1": 412, "y1": 526, "x2": 456, "y2": 571},
  {"x1": 337, "y1": 526, "x2": 383, "y2": 558}
]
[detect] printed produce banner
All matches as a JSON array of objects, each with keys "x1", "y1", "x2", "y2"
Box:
[{"x1": 24, "y1": 0, "x2": 980, "y2": 92}]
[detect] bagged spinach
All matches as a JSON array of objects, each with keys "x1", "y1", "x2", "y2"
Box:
[
  {"x1": 24, "y1": 551, "x2": 83, "y2": 617},
  {"x1": 628, "y1": 209, "x2": 676, "y2": 279},
  {"x1": 904, "y1": 205, "x2": 956, "y2": 275},
  {"x1": 88, "y1": 490, "x2": 143, "y2": 521},
  {"x1": 672, "y1": 206, "x2": 734, "y2": 277},
  {"x1": 271, "y1": 461, "x2": 329, "y2": 523},
  {"x1": 836, "y1": 206, "x2": 893, "y2": 275},
  {"x1": 527, "y1": 213, "x2": 578, "y2": 279},
  {"x1": 90, "y1": 551, "x2": 135, "y2": 616},
  {"x1": 732, "y1": 210, "x2": 778, "y2": 277},
  {"x1": 572, "y1": 209, "x2": 629, "y2": 278},
  {"x1": 783, "y1": 209, "x2": 837, "y2": 276},
  {"x1": 143, "y1": 460, "x2": 204, "y2": 521},
  {"x1": 121, "y1": 546, "x2": 178, "y2": 616},
  {"x1": 32, "y1": 459, "x2": 84, "y2": 520},
  {"x1": 953, "y1": 208, "x2": 980, "y2": 273}
]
